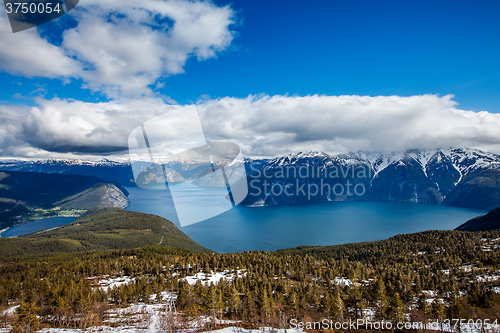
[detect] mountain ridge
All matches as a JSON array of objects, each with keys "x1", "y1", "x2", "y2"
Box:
[
  {"x1": 456, "y1": 207, "x2": 500, "y2": 232},
  {"x1": 238, "y1": 147, "x2": 500, "y2": 209},
  {"x1": 2, "y1": 147, "x2": 500, "y2": 210}
]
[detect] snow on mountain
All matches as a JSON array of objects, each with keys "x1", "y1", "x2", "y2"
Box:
[
  {"x1": 1, "y1": 158, "x2": 125, "y2": 167},
  {"x1": 240, "y1": 147, "x2": 500, "y2": 209},
  {"x1": 355, "y1": 147, "x2": 500, "y2": 180},
  {"x1": 0, "y1": 158, "x2": 136, "y2": 186}
]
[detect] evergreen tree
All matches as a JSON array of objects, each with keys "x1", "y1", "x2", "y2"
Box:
[
  {"x1": 388, "y1": 293, "x2": 405, "y2": 323},
  {"x1": 12, "y1": 302, "x2": 40, "y2": 333}
]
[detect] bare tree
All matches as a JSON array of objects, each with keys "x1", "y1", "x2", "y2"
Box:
[
  {"x1": 158, "y1": 311, "x2": 186, "y2": 333},
  {"x1": 0, "y1": 311, "x2": 14, "y2": 331},
  {"x1": 137, "y1": 310, "x2": 152, "y2": 332}
]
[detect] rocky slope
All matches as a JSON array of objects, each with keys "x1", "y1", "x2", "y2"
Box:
[
  {"x1": 237, "y1": 147, "x2": 500, "y2": 209},
  {"x1": 0, "y1": 171, "x2": 130, "y2": 228}
]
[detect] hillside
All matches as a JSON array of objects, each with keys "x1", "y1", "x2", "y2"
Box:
[
  {"x1": 0, "y1": 207, "x2": 211, "y2": 256},
  {"x1": 0, "y1": 171, "x2": 130, "y2": 228},
  {"x1": 238, "y1": 147, "x2": 500, "y2": 209},
  {"x1": 274, "y1": 229, "x2": 496, "y2": 262},
  {"x1": 456, "y1": 207, "x2": 500, "y2": 231},
  {"x1": 0, "y1": 159, "x2": 136, "y2": 186},
  {"x1": 0, "y1": 229, "x2": 499, "y2": 330}
]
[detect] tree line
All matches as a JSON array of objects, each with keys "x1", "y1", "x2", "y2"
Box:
[{"x1": 1, "y1": 230, "x2": 499, "y2": 330}]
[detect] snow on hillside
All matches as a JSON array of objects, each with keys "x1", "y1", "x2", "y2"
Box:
[
  {"x1": 185, "y1": 269, "x2": 247, "y2": 286},
  {"x1": 88, "y1": 275, "x2": 135, "y2": 293},
  {"x1": 264, "y1": 147, "x2": 500, "y2": 181},
  {"x1": 32, "y1": 325, "x2": 305, "y2": 333},
  {"x1": 357, "y1": 147, "x2": 500, "y2": 179}
]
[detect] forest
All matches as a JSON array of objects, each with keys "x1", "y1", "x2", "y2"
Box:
[{"x1": 1, "y1": 229, "x2": 500, "y2": 331}]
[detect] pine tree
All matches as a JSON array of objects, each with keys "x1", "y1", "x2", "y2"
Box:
[
  {"x1": 373, "y1": 277, "x2": 388, "y2": 320},
  {"x1": 258, "y1": 285, "x2": 272, "y2": 318},
  {"x1": 331, "y1": 289, "x2": 344, "y2": 320},
  {"x1": 227, "y1": 285, "x2": 241, "y2": 317},
  {"x1": 12, "y1": 302, "x2": 40, "y2": 333},
  {"x1": 388, "y1": 293, "x2": 405, "y2": 323},
  {"x1": 206, "y1": 285, "x2": 223, "y2": 320}
]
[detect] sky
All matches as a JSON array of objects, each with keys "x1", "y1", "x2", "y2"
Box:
[{"x1": 0, "y1": 0, "x2": 499, "y2": 160}]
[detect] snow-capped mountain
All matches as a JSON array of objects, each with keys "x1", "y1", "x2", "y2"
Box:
[
  {"x1": 135, "y1": 157, "x2": 270, "y2": 187},
  {"x1": 0, "y1": 158, "x2": 136, "y2": 186},
  {"x1": 358, "y1": 147, "x2": 500, "y2": 179},
  {"x1": 238, "y1": 147, "x2": 500, "y2": 210},
  {"x1": 2, "y1": 147, "x2": 499, "y2": 210}
]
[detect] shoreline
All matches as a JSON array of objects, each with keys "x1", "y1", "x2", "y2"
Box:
[
  {"x1": 0, "y1": 214, "x2": 82, "y2": 238},
  {"x1": 0, "y1": 216, "x2": 78, "y2": 238},
  {"x1": 0, "y1": 227, "x2": 9, "y2": 237}
]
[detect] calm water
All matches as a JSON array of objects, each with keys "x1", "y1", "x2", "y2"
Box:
[
  {"x1": 1, "y1": 217, "x2": 77, "y2": 238},
  {"x1": 124, "y1": 185, "x2": 488, "y2": 253},
  {"x1": 1, "y1": 185, "x2": 488, "y2": 252}
]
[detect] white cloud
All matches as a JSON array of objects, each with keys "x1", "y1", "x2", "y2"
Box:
[
  {"x1": 0, "y1": 15, "x2": 81, "y2": 78},
  {"x1": 0, "y1": 0, "x2": 236, "y2": 97},
  {"x1": 2, "y1": 94, "x2": 500, "y2": 159},
  {"x1": 196, "y1": 94, "x2": 500, "y2": 157},
  {"x1": 0, "y1": 97, "x2": 178, "y2": 157}
]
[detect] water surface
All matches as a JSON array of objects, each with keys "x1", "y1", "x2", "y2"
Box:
[
  {"x1": 1, "y1": 217, "x2": 77, "y2": 238},
  {"x1": 1, "y1": 185, "x2": 486, "y2": 253},
  {"x1": 124, "y1": 186, "x2": 487, "y2": 253}
]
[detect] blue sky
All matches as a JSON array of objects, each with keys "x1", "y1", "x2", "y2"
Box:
[
  {"x1": 176, "y1": 0, "x2": 500, "y2": 112},
  {"x1": 2, "y1": 0, "x2": 499, "y2": 110},
  {"x1": 0, "y1": 0, "x2": 500, "y2": 158}
]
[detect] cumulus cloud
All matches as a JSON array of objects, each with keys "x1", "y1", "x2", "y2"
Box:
[
  {"x1": 0, "y1": 97, "x2": 179, "y2": 157},
  {"x1": 0, "y1": 0, "x2": 236, "y2": 97},
  {"x1": 196, "y1": 94, "x2": 500, "y2": 157},
  {"x1": 0, "y1": 14, "x2": 81, "y2": 78},
  {"x1": 2, "y1": 94, "x2": 500, "y2": 159}
]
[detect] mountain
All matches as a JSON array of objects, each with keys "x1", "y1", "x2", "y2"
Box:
[
  {"x1": 2, "y1": 147, "x2": 499, "y2": 211},
  {"x1": 455, "y1": 207, "x2": 500, "y2": 231},
  {"x1": 134, "y1": 158, "x2": 270, "y2": 187},
  {"x1": 0, "y1": 171, "x2": 130, "y2": 228},
  {"x1": 0, "y1": 158, "x2": 271, "y2": 189},
  {"x1": 237, "y1": 147, "x2": 500, "y2": 210},
  {"x1": 0, "y1": 207, "x2": 211, "y2": 257},
  {"x1": 0, "y1": 158, "x2": 136, "y2": 186}
]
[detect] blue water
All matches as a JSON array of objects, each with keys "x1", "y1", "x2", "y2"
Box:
[
  {"x1": 1, "y1": 217, "x2": 77, "y2": 238},
  {"x1": 1, "y1": 185, "x2": 488, "y2": 252},
  {"x1": 124, "y1": 185, "x2": 488, "y2": 253}
]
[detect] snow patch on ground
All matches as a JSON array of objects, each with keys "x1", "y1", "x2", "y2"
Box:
[
  {"x1": 3, "y1": 305, "x2": 18, "y2": 316},
  {"x1": 332, "y1": 277, "x2": 352, "y2": 287},
  {"x1": 89, "y1": 276, "x2": 135, "y2": 293},
  {"x1": 149, "y1": 291, "x2": 176, "y2": 302},
  {"x1": 185, "y1": 270, "x2": 247, "y2": 286}
]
